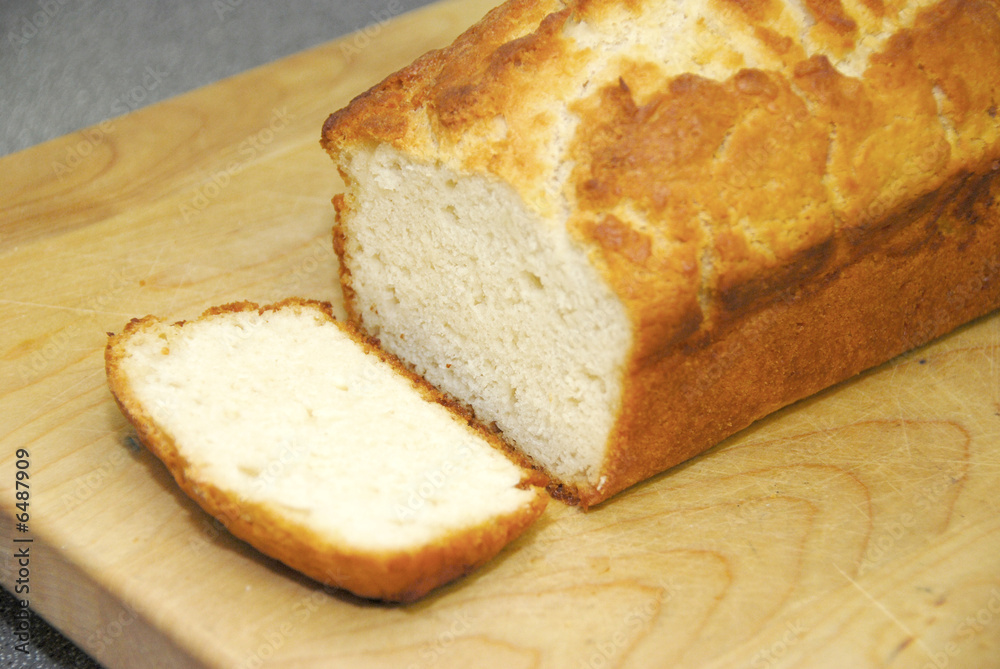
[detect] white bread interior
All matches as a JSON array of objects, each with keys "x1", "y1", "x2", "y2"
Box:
[
  {"x1": 106, "y1": 300, "x2": 546, "y2": 601},
  {"x1": 339, "y1": 144, "x2": 631, "y2": 493}
]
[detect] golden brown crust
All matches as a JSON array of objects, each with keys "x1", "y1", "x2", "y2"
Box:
[
  {"x1": 588, "y1": 160, "x2": 1000, "y2": 506},
  {"x1": 322, "y1": 0, "x2": 1000, "y2": 507},
  {"x1": 105, "y1": 299, "x2": 547, "y2": 602}
]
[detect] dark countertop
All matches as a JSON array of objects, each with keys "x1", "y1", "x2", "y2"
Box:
[{"x1": 0, "y1": 0, "x2": 437, "y2": 666}]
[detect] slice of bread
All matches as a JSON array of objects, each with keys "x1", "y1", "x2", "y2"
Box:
[{"x1": 105, "y1": 298, "x2": 547, "y2": 602}]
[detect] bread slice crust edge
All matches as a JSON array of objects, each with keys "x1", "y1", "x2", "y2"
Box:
[{"x1": 105, "y1": 298, "x2": 548, "y2": 602}]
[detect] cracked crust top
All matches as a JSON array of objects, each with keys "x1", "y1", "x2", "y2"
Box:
[{"x1": 322, "y1": 0, "x2": 1000, "y2": 361}]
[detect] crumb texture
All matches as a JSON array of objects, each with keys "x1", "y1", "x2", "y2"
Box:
[
  {"x1": 339, "y1": 145, "x2": 630, "y2": 489},
  {"x1": 106, "y1": 300, "x2": 546, "y2": 600}
]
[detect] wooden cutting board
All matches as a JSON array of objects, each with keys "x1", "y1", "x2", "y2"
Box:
[{"x1": 2, "y1": 1, "x2": 999, "y2": 667}]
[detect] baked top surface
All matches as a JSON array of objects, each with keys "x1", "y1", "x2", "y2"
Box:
[{"x1": 323, "y1": 0, "x2": 1000, "y2": 351}]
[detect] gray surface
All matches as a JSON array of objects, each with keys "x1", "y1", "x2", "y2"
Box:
[
  {"x1": 0, "y1": 0, "x2": 437, "y2": 157},
  {"x1": 0, "y1": 0, "x2": 437, "y2": 666}
]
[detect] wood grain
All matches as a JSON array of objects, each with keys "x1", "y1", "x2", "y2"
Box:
[{"x1": 1, "y1": 0, "x2": 999, "y2": 667}]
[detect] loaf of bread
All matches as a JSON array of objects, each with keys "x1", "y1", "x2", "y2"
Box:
[
  {"x1": 322, "y1": 0, "x2": 1000, "y2": 506},
  {"x1": 105, "y1": 299, "x2": 547, "y2": 602}
]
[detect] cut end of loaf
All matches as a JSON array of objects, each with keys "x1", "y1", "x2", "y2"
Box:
[
  {"x1": 105, "y1": 298, "x2": 547, "y2": 602},
  {"x1": 333, "y1": 145, "x2": 633, "y2": 503}
]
